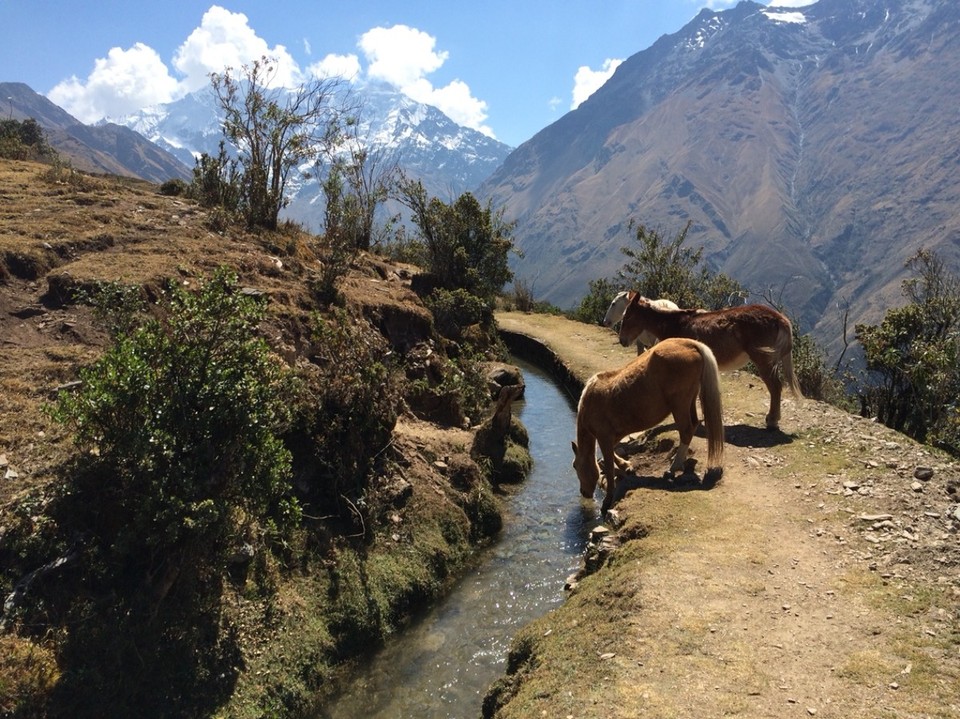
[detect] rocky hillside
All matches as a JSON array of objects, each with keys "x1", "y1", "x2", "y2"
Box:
[
  {"x1": 480, "y1": 0, "x2": 960, "y2": 361},
  {"x1": 0, "y1": 158, "x2": 524, "y2": 716}
]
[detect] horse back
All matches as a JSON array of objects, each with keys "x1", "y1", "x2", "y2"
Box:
[
  {"x1": 580, "y1": 338, "x2": 704, "y2": 437},
  {"x1": 663, "y1": 305, "x2": 791, "y2": 365}
]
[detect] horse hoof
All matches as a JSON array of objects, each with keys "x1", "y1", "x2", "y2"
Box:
[{"x1": 704, "y1": 467, "x2": 724, "y2": 486}]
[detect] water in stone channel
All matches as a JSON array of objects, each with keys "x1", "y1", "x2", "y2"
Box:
[{"x1": 320, "y1": 358, "x2": 600, "y2": 719}]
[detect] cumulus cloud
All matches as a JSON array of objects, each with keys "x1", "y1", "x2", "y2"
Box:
[
  {"x1": 358, "y1": 24, "x2": 493, "y2": 137},
  {"x1": 307, "y1": 53, "x2": 362, "y2": 83},
  {"x1": 45, "y1": 7, "x2": 494, "y2": 137},
  {"x1": 571, "y1": 58, "x2": 623, "y2": 109},
  {"x1": 173, "y1": 5, "x2": 300, "y2": 91},
  {"x1": 48, "y1": 43, "x2": 179, "y2": 123},
  {"x1": 48, "y1": 5, "x2": 301, "y2": 122}
]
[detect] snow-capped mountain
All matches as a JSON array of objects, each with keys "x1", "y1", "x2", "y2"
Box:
[{"x1": 111, "y1": 82, "x2": 512, "y2": 232}]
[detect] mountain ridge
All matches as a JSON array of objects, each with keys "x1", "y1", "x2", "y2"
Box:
[
  {"x1": 109, "y1": 81, "x2": 513, "y2": 232},
  {"x1": 479, "y1": 0, "x2": 960, "y2": 361},
  {"x1": 0, "y1": 82, "x2": 192, "y2": 183}
]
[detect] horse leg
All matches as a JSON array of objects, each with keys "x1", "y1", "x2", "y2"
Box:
[
  {"x1": 598, "y1": 440, "x2": 619, "y2": 513},
  {"x1": 613, "y1": 452, "x2": 630, "y2": 475},
  {"x1": 756, "y1": 360, "x2": 783, "y2": 429},
  {"x1": 669, "y1": 408, "x2": 695, "y2": 474}
]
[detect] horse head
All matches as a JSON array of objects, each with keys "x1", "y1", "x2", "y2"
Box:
[
  {"x1": 602, "y1": 290, "x2": 634, "y2": 328},
  {"x1": 618, "y1": 294, "x2": 651, "y2": 347},
  {"x1": 571, "y1": 441, "x2": 600, "y2": 498}
]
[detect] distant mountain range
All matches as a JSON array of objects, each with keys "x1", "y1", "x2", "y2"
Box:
[
  {"x1": 478, "y1": 0, "x2": 960, "y2": 360},
  {"x1": 108, "y1": 81, "x2": 513, "y2": 232},
  {"x1": 2, "y1": 80, "x2": 512, "y2": 236},
  {"x1": 1, "y1": 82, "x2": 191, "y2": 183},
  {"x1": 7, "y1": 0, "x2": 958, "y2": 362}
]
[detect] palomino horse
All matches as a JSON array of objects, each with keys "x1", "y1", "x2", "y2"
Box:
[
  {"x1": 618, "y1": 295, "x2": 802, "y2": 430},
  {"x1": 572, "y1": 337, "x2": 725, "y2": 513},
  {"x1": 602, "y1": 291, "x2": 679, "y2": 353}
]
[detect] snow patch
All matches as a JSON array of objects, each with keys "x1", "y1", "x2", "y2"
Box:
[{"x1": 761, "y1": 10, "x2": 807, "y2": 24}]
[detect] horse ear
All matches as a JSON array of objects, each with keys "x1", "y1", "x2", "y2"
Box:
[{"x1": 571, "y1": 441, "x2": 578, "y2": 455}]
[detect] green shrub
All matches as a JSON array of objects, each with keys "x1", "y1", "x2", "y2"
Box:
[
  {"x1": 187, "y1": 140, "x2": 241, "y2": 213},
  {"x1": 0, "y1": 118, "x2": 54, "y2": 161},
  {"x1": 424, "y1": 287, "x2": 492, "y2": 341},
  {"x1": 571, "y1": 277, "x2": 621, "y2": 324},
  {"x1": 790, "y1": 322, "x2": 846, "y2": 404},
  {"x1": 398, "y1": 181, "x2": 517, "y2": 301},
  {"x1": 40, "y1": 268, "x2": 298, "y2": 713},
  {"x1": 856, "y1": 249, "x2": 960, "y2": 450},
  {"x1": 291, "y1": 309, "x2": 401, "y2": 521},
  {"x1": 159, "y1": 178, "x2": 188, "y2": 196}
]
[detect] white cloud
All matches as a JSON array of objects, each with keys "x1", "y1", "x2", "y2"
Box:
[
  {"x1": 173, "y1": 5, "x2": 300, "y2": 91},
  {"x1": 571, "y1": 58, "x2": 623, "y2": 109},
  {"x1": 308, "y1": 53, "x2": 362, "y2": 83},
  {"x1": 358, "y1": 24, "x2": 493, "y2": 137},
  {"x1": 48, "y1": 43, "x2": 179, "y2": 123},
  {"x1": 49, "y1": 5, "x2": 302, "y2": 123},
  {"x1": 45, "y1": 9, "x2": 493, "y2": 137},
  {"x1": 360, "y1": 25, "x2": 447, "y2": 88}
]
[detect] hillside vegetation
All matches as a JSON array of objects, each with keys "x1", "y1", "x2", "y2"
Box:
[{"x1": 0, "y1": 159, "x2": 525, "y2": 717}]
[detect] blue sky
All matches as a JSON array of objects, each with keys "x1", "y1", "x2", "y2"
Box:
[{"x1": 1, "y1": 0, "x2": 810, "y2": 148}]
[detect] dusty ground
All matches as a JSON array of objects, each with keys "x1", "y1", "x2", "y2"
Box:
[{"x1": 491, "y1": 311, "x2": 960, "y2": 719}]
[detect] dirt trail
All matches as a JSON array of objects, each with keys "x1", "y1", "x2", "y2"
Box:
[{"x1": 491, "y1": 311, "x2": 960, "y2": 719}]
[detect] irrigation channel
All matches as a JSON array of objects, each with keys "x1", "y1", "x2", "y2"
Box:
[{"x1": 321, "y1": 358, "x2": 601, "y2": 718}]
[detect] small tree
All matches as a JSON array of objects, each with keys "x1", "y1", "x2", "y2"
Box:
[
  {"x1": 211, "y1": 56, "x2": 348, "y2": 230},
  {"x1": 397, "y1": 179, "x2": 517, "y2": 301},
  {"x1": 618, "y1": 220, "x2": 745, "y2": 309},
  {"x1": 856, "y1": 249, "x2": 960, "y2": 448},
  {"x1": 320, "y1": 138, "x2": 397, "y2": 252},
  {"x1": 188, "y1": 139, "x2": 242, "y2": 212},
  {"x1": 312, "y1": 142, "x2": 397, "y2": 304}
]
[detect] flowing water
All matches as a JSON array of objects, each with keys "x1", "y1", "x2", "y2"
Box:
[{"x1": 320, "y1": 359, "x2": 599, "y2": 719}]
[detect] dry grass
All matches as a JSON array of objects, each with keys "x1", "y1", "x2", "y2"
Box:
[{"x1": 0, "y1": 158, "x2": 518, "y2": 716}]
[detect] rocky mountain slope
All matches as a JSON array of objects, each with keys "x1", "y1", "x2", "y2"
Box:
[
  {"x1": 480, "y1": 0, "x2": 960, "y2": 360},
  {"x1": 0, "y1": 82, "x2": 191, "y2": 183}
]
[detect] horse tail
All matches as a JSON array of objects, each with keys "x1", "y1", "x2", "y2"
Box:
[
  {"x1": 693, "y1": 340, "x2": 725, "y2": 470},
  {"x1": 777, "y1": 318, "x2": 804, "y2": 400}
]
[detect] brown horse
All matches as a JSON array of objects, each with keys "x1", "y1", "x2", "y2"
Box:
[
  {"x1": 618, "y1": 295, "x2": 802, "y2": 429},
  {"x1": 572, "y1": 337, "x2": 725, "y2": 513},
  {"x1": 602, "y1": 291, "x2": 680, "y2": 353}
]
